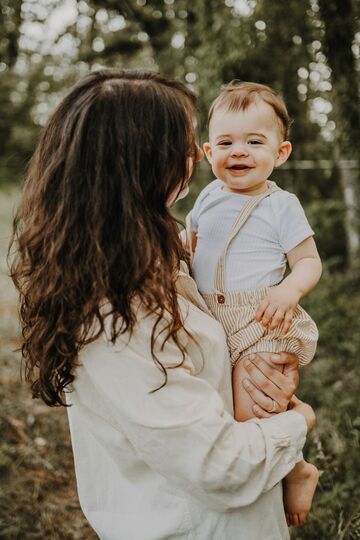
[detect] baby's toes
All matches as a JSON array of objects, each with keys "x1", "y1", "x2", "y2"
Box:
[{"x1": 290, "y1": 514, "x2": 300, "y2": 527}]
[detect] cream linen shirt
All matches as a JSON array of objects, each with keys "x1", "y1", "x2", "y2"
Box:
[{"x1": 66, "y1": 264, "x2": 307, "y2": 540}]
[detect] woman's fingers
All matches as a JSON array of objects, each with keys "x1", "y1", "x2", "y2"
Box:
[
  {"x1": 262, "y1": 352, "x2": 299, "y2": 388},
  {"x1": 270, "y1": 351, "x2": 299, "y2": 371},
  {"x1": 244, "y1": 354, "x2": 285, "y2": 389},
  {"x1": 242, "y1": 378, "x2": 279, "y2": 413},
  {"x1": 244, "y1": 355, "x2": 295, "y2": 410},
  {"x1": 252, "y1": 405, "x2": 273, "y2": 419},
  {"x1": 240, "y1": 352, "x2": 299, "y2": 415}
]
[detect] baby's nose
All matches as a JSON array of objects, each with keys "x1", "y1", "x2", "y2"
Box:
[{"x1": 230, "y1": 143, "x2": 248, "y2": 157}]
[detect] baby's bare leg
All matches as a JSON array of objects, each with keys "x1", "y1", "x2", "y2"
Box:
[
  {"x1": 232, "y1": 352, "x2": 319, "y2": 527},
  {"x1": 232, "y1": 352, "x2": 282, "y2": 422}
]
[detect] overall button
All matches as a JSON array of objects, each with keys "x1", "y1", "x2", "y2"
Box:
[{"x1": 217, "y1": 294, "x2": 225, "y2": 304}]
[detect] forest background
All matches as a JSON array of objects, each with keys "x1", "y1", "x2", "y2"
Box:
[{"x1": 0, "y1": 0, "x2": 359, "y2": 538}]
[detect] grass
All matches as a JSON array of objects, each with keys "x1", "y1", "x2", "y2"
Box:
[{"x1": 0, "y1": 188, "x2": 97, "y2": 539}]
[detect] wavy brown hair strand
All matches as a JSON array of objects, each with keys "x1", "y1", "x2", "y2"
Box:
[{"x1": 9, "y1": 69, "x2": 198, "y2": 406}]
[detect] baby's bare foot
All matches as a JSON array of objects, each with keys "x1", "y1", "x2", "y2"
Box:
[{"x1": 283, "y1": 460, "x2": 319, "y2": 527}]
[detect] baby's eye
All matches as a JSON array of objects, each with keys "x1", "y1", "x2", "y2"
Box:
[
  {"x1": 217, "y1": 140, "x2": 232, "y2": 146},
  {"x1": 248, "y1": 139, "x2": 262, "y2": 145}
]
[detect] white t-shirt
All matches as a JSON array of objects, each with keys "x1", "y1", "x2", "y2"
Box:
[{"x1": 191, "y1": 180, "x2": 314, "y2": 294}]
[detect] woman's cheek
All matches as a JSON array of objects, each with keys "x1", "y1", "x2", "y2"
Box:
[{"x1": 176, "y1": 185, "x2": 189, "y2": 201}]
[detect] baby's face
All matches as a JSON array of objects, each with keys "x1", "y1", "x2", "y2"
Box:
[{"x1": 204, "y1": 101, "x2": 291, "y2": 195}]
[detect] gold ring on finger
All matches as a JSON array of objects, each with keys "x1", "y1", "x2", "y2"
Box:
[{"x1": 268, "y1": 399, "x2": 278, "y2": 413}]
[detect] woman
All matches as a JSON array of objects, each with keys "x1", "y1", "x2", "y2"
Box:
[{"x1": 10, "y1": 69, "x2": 315, "y2": 540}]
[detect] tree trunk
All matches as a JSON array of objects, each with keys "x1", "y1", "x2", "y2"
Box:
[{"x1": 318, "y1": 0, "x2": 360, "y2": 266}]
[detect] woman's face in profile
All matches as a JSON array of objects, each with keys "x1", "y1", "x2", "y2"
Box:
[{"x1": 168, "y1": 144, "x2": 204, "y2": 206}]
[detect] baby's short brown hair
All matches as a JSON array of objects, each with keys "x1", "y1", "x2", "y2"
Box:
[{"x1": 208, "y1": 81, "x2": 291, "y2": 140}]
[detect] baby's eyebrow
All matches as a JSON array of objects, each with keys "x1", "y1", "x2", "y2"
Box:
[
  {"x1": 214, "y1": 131, "x2": 268, "y2": 142},
  {"x1": 215, "y1": 133, "x2": 232, "y2": 141},
  {"x1": 247, "y1": 132, "x2": 267, "y2": 139}
]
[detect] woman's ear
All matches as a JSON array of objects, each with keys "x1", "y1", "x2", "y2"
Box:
[
  {"x1": 203, "y1": 142, "x2": 213, "y2": 164},
  {"x1": 275, "y1": 141, "x2": 292, "y2": 167}
]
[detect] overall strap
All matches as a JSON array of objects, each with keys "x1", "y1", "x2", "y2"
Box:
[{"x1": 215, "y1": 181, "x2": 282, "y2": 293}]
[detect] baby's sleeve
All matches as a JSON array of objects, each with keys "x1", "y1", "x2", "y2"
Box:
[
  {"x1": 188, "y1": 179, "x2": 222, "y2": 233},
  {"x1": 189, "y1": 190, "x2": 204, "y2": 233},
  {"x1": 189, "y1": 207, "x2": 199, "y2": 233},
  {"x1": 275, "y1": 192, "x2": 314, "y2": 254}
]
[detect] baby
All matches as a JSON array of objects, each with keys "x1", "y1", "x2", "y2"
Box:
[{"x1": 186, "y1": 81, "x2": 321, "y2": 527}]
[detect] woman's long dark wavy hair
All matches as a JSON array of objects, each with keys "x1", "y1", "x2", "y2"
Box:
[{"x1": 9, "y1": 69, "x2": 198, "y2": 406}]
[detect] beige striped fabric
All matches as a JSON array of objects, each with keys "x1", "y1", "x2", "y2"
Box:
[
  {"x1": 197, "y1": 182, "x2": 318, "y2": 368},
  {"x1": 202, "y1": 287, "x2": 318, "y2": 368}
]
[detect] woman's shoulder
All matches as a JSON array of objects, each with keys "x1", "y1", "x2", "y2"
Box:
[{"x1": 92, "y1": 269, "x2": 225, "y2": 367}]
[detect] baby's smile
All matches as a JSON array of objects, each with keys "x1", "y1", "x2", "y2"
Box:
[
  {"x1": 227, "y1": 163, "x2": 254, "y2": 174},
  {"x1": 228, "y1": 164, "x2": 250, "y2": 169}
]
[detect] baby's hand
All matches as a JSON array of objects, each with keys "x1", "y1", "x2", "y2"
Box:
[{"x1": 255, "y1": 283, "x2": 301, "y2": 334}]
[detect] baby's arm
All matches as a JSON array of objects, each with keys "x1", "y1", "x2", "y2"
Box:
[
  {"x1": 179, "y1": 209, "x2": 198, "y2": 256},
  {"x1": 179, "y1": 228, "x2": 197, "y2": 256},
  {"x1": 256, "y1": 237, "x2": 322, "y2": 334},
  {"x1": 189, "y1": 231, "x2": 197, "y2": 253}
]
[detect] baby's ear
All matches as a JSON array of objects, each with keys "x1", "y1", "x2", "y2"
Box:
[
  {"x1": 275, "y1": 141, "x2": 292, "y2": 167},
  {"x1": 203, "y1": 142, "x2": 213, "y2": 164}
]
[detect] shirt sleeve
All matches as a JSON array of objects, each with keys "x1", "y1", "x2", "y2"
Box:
[
  {"x1": 80, "y1": 325, "x2": 307, "y2": 511},
  {"x1": 273, "y1": 192, "x2": 314, "y2": 254},
  {"x1": 189, "y1": 191, "x2": 203, "y2": 232},
  {"x1": 189, "y1": 179, "x2": 222, "y2": 232}
]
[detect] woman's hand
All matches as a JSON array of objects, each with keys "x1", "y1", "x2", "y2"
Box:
[{"x1": 242, "y1": 352, "x2": 299, "y2": 418}]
